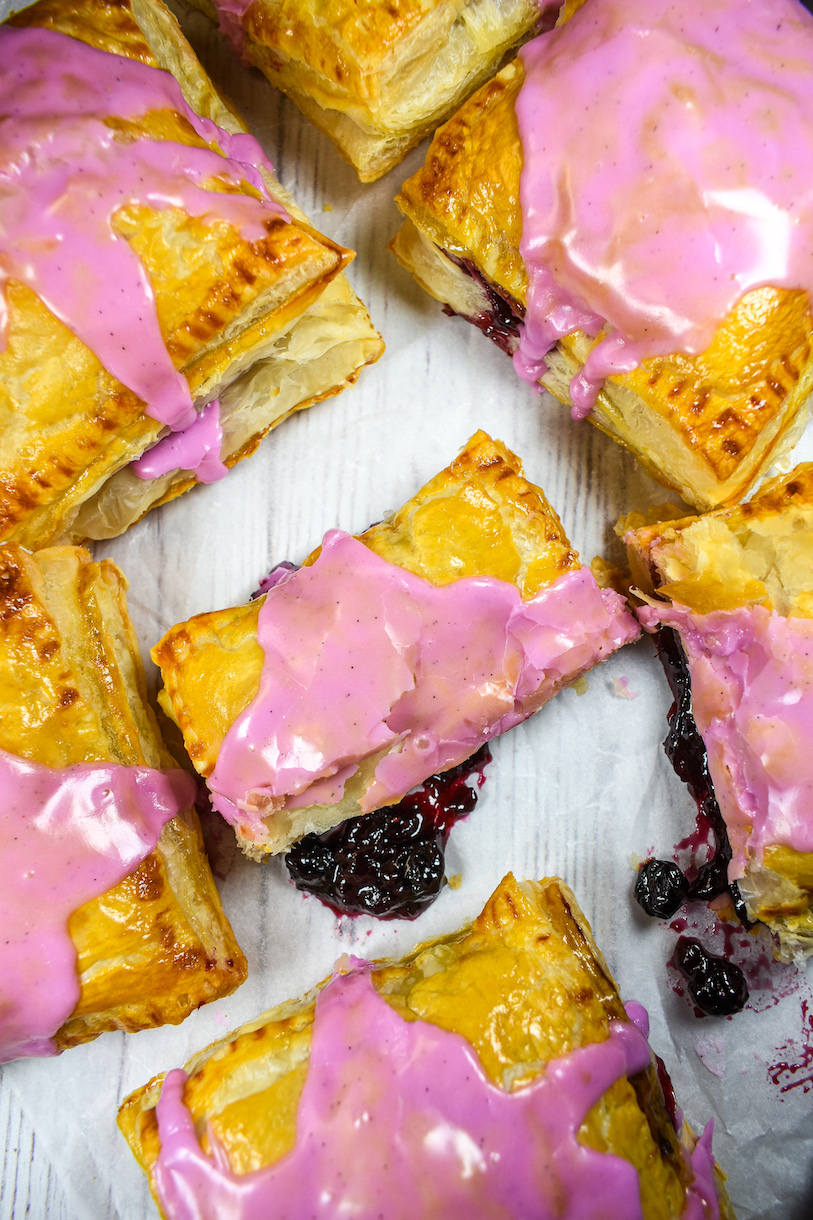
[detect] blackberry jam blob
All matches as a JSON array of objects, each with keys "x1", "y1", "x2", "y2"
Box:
[
  {"x1": 286, "y1": 746, "x2": 491, "y2": 919},
  {"x1": 673, "y1": 937, "x2": 749, "y2": 1018}
]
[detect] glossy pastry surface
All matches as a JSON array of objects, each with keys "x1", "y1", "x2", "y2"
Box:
[
  {"x1": 626, "y1": 466, "x2": 813, "y2": 955},
  {"x1": 153, "y1": 431, "x2": 638, "y2": 856},
  {"x1": 0, "y1": 544, "x2": 246, "y2": 1056},
  {"x1": 0, "y1": 0, "x2": 380, "y2": 548},
  {"x1": 392, "y1": 0, "x2": 813, "y2": 511},
  {"x1": 184, "y1": 0, "x2": 553, "y2": 181},
  {"x1": 118, "y1": 873, "x2": 732, "y2": 1220}
]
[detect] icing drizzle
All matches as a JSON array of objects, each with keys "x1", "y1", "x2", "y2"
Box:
[
  {"x1": 0, "y1": 747, "x2": 197, "y2": 1063},
  {"x1": 513, "y1": 0, "x2": 813, "y2": 415},
  {"x1": 207, "y1": 530, "x2": 638, "y2": 841},
  {"x1": 0, "y1": 26, "x2": 287, "y2": 433}
]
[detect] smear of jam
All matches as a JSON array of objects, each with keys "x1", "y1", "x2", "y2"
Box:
[
  {"x1": 767, "y1": 999, "x2": 813, "y2": 1096},
  {"x1": 286, "y1": 745, "x2": 492, "y2": 919},
  {"x1": 441, "y1": 252, "x2": 524, "y2": 356}
]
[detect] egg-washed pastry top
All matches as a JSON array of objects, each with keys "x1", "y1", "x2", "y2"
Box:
[
  {"x1": 184, "y1": 0, "x2": 559, "y2": 182},
  {"x1": 119, "y1": 873, "x2": 733, "y2": 1220},
  {"x1": 0, "y1": 543, "x2": 246, "y2": 1061},
  {"x1": 626, "y1": 464, "x2": 813, "y2": 957},
  {"x1": 153, "y1": 431, "x2": 639, "y2": 857},
  {"x1": 0, "y1": 0, "x2": 380, "y2": 550},
  {"x1": 392, "y1": 0, "x2": 813, "y2": 512}
]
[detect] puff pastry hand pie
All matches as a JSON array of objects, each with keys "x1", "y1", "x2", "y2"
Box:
[
  {"x1": 0, "y1": 543, "x2": 246, "y2": 1062},
  {"x1": 118, "y1": 873, "x2": 734, "y2": 1220},
  {"x1": 0, "y1": 0, "x2": 382, "y2": 550},
  {"x1": 391, "y1": 0, "x2": 813, "y2": 511},
  {"x1": 626, "y1": 465, "x2": 813, "y2": 958},
  {"x1": 153, "y1": 431, "x2": 639, "y2": 857},
  {"x1": 182, "y1": 0, "x2": 560, "y2": 181}
]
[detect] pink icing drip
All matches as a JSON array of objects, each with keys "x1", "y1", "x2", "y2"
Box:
[
  {"x1": 207, "y1": 530, "x2": 639, "y2": 841},
  {"x1": 0, "y1": 27, "x2": 288, "y2": 432},
  {"x1": 638, "y1": 603, "x2": 813, "y2": 878},
  {"x1": 209, "y1": 0, "x2": 255, "y2": 64},
  {"x1": 513, "y1": 0, "x2": 813, "y2": 416},
  {"x1": 153, "y1": 968, "x2": 666, "y2": 1220},
  {"x1": 131, "y1": 398, "x2": 228, "y2": 483},
  {"x1": 0, "y1": 747, "x2": 197, "y2": 1063}
]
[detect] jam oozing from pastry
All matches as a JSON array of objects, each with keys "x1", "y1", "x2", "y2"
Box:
[
  {"x1": 208, "y1": 530, "x2": 638, "y2": 843},
  {"x1": 153, "y1": 968, "x2": 720, "y2": 1220},
  {"x1": 0, "y1": 27, "x2": 287, "y2": 433},
  {"x1": 513, "y1": 0, "x2": 813, "y2": 415},
  {"x1": 131, "y1": 398, "x2": 228, "y2": 483},
  {"x1": 673, "y1": 937, "x2": 750, "y2": 1019},
  {"x1": 0, "y1": 748, "x2": 196, "y2": 1063},
  {"x1": 285, "y1": 745, "x2": 491, "y2": 918},
  {"x1": 442, "y1": 253, "x2": 524, "y2": 356}
]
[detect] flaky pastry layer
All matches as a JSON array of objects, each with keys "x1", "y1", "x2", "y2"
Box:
[
  {"x1": 1, "y1": 0, "x2": 381, "y2": 549},
  {"x1": 0, "y1": 544, "x2": 246, "y2": 1049},
  {"x1": 391, "y1": 53, "x2": 813, "y2": 512},
  {"x1": 119, "y1": 873, "x2": 733, "y2": 1219},
  {"x1": 153, "y1": 431, "x2": 584, "y2": 854}
]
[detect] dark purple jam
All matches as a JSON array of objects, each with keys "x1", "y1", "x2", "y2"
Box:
[
  {"x1": 285, "y1": 745, "x2": 492, "y2": 920},
  {"x1": 635, "y1": 627, "x2": 749, "y2": 924},
  {"x1": 441, "y1": 252, "x2": 525, "y2": 356},
  {"x1": 672, "y1": 937, "x2": 749, "y2": 1017}
]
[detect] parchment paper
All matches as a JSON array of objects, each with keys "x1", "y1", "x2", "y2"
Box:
[{"x1": 1, "y1": 5, "x2": 812, "y2": 1218}]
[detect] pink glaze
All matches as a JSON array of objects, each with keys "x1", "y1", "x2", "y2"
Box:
[
  {"x1": 513, "y1": 0, "x2": 813, "y2": 416},
  {"x1": 153, "y1": 969, "x2": 688, "y2": 1220},
  {"x1": 0, "y1": 747, "x2": 196, "y2": 1064},
  {"x1": 208, "y1": 0, "x2": 254, "y2": 64},
  {"x1": 639, "y1": 602, "x2": 813, "y2": 880},
  {"x1": 207, "y1": 530, "x2": 638, "y2": 841},
  {"x1": 0, "y1": 27, "x2": 287, "y2": 432},
  {"x1": 131, "y1": 399, "x2": 228, "y2": 484}
]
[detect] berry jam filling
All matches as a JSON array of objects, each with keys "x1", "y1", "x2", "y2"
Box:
[
  {"x1": 672, "y1": 937, "x2": 750, "y2": 1018},
  {"x1": 634, "y1": 627, "x2": 750, "y2": 1015},
  {"x1": 285, "y1": 745, "x2": 492, "y2": 920},
  {"x1": 442, "y1": 252, "x2": 525, "y2": 356}
]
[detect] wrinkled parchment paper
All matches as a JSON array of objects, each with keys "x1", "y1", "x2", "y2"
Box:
[{"x1": 1, "y1": 5, "x2": 812, "y2": 1217}]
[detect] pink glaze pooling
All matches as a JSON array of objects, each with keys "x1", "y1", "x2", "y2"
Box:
[
  {"x1": 207, "y1": 530, "x2": 638, "y2": 841},
  {"x1": 513, "y1": 0, "x2": 813, "y2": 416},
  {"x1": 131, "y1": 398, "x2": 228, "y2": 483},
  {"x1": 0, "y1": 26, "x2": 287, "y2": 433},
  {"x1": 0, "y1": 747, "x2": 197, "y2": 1063},
  {"x1": 154, "y1": 969, "x2": 684, "y2": 1220},
  {"x1": 639, "y1": 602, "x2": 813, "y2": 879}
]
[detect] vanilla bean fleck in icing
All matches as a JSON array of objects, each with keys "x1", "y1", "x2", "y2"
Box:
[
  {"x1": 0, "y1": 26, "x2": 288, "y2": 433},
  {"x1": 153, "y1": 969, "x2": 719, "y2": 1220},
  {"x1": 638, "y1": 602, "x2": 813, "y2": 880},
  {"x1": 207, "y1": 530, "x2": 639, "y2": 841},
  {"x1": 0, "y1": 748, "x2": 196, "y2": 1063},
  {"x1": 513, "y1": 0, "x2": 813, "y2": 415}
]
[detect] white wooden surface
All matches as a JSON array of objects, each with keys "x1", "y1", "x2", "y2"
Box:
[{"x1": 2, "y1": 4, "x2": 813, "y2": 1218}]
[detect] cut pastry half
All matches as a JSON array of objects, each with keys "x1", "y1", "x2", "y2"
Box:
[
  {"x1": 118, "y1": 872, "x2": 734, "y2": 1219},
  {"x1": 180, "y1": 0, "x2": 561, "y2": 181},
  {"x1": 625, "y1": 464, "x2": 813, "y2": 958},
  {"x1": 0, "y1": 0, "x2": 382, "y2": 550},
  {"x1": 390, "y1": 0, "x2": 813, "y2": 512},
  {"x1": 0, "y1": 543, "x2": 246, "y2": 1063},
  {"x1": 153, "y1": 430, "x2": 639, "y2": 858}
]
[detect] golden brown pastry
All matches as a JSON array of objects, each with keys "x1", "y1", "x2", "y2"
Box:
[
  {"x1": 0, "y1": 543, "x2": 246, "y2": 1057},
  {"x1": 625, "y1": 466, "x2": 813, "y2": 956},
  {"x1": 390, "y1": 0, "x2": 813, "y2": 512},
  {"x1": 153, "y1": 431, "x2": 639, "y2": 857},
  {"x1": 0, "y1": 0, "x2": 382, "y2": 550},
  {"x1": 118, "y1": 873, "x2": 734, "y2": 1220},
  {"x1": 182, "y1": 0, "x2": 558, "y2": 181}
]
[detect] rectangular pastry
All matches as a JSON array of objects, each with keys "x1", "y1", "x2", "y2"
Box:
[
  {"x1": 0, "y1": 0, "x2": 382, "y2": 550},
  {"x1": 153, "y1": 430, "x2": 639, "y2": 857},
  {"x1": 181, "y1": 0, "x2": 560, "y2": 182},
  {"x1": 390, "y1": 0, "x2": 813, "y2": 512},
  {"x1": 118, "y1": 872, "x2": 733, "y2": 1219},
  {"x1": 0, "y1": 543, "x2": 246, "y2": 1063},
  {"x1": 625, "y1": 465, "x2": 813, "y2": 958}
]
